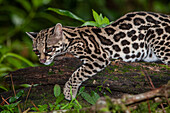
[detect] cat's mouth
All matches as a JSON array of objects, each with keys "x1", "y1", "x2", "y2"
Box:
[
  {"x1": 40, "y1": 58, "x2": 53, "y2": 65},
  {"x1": 44, "y1": 61, "x2": 52, "y2": 65}
]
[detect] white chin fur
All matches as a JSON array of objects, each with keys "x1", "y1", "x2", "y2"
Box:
[{"x1": 44, "y1": 61, "x2": 52, "y2": 65}]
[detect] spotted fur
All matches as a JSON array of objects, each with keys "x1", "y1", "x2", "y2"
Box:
[{"x1": 26, "y1": 11, "x2": 170, "y2": 100}]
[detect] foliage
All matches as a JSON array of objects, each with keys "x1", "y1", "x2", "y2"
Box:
[
  {"x1": 0, "y1": 84, "x2": 169, "y2": 112},
  {"x1": 48, "y1": 8, "x2": 85, "y2": 22},
  {"x1": 101, "y1": 97, "x2": 128, "y2": 113},
  {"x1": 31, "y1": 84, "x2": 83, "y2": 111},
  {"x1": 96, "y1": 79, "x2": 112, "y2": 96},
  {"x1": 54, "y1": 84, "x2": 61, "y2": 97},
  {"x1": 48, "y1": 8, "x2": 112, "y2": 27},
  {"x1": 31, "y1": 104, "x2": 49, "y2": 112},
  {"x1": 80, "y1": 90, "x2": 100, "y2": 105},
  {"x1": 82, "y1": 9, "x2": 112, "y2": 27},
  {"x1": 0, "y1": 90, "x2": 24, "y2": 113},
  {"x1": 31, "y1": 85, "x2": 100, "y2": 112},
  {"x1": 0, "y1": 0, "x2": 170, "y2": 112},
  {"x1": 9, "y1": 90, "x2": 24, "y2": 103},
  {"x1": 0, "y1": 101, "x2": 21, "y2": 113},
  {"x1": 0, "y1": 0, "x2": 169, "y2": 88},
  {"x1": 132, "y1": 101, "x2": 161, "y2": 113}
]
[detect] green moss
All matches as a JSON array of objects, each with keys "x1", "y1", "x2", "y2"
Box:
[
  {"x1": 58, "y1": 70, "x2": 64, "y2": 75},
  {"x1": 135, "y1": 84, "x2": 142, "y2": 88},
  {"x1": 112, "y1": 76, "x2": 119, "y2": 80}
]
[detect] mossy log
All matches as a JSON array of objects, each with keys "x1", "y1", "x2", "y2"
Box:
[{"x1": 0, "y1": 56, "x2": 169, "y2": 110}]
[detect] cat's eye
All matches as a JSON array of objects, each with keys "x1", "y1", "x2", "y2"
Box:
[{"x1": 46, "y1": 47, "x2": 53, "y2": 52}]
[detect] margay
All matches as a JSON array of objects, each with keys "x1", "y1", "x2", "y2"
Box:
[{"x1": 26, "y1": 11, "x2": 170, "y2": 100}]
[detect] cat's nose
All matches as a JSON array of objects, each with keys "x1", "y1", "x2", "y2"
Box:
[{"x1": 40, "y1": 59, "x2": 46, "y2": 63}]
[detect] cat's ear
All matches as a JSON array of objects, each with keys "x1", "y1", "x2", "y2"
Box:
[
  {"x1": 54, "y1": 23, "x2": 63, "y2": 37},
  {"x1": 26, "y1": 32, "x2": 38, "y2": 40}
]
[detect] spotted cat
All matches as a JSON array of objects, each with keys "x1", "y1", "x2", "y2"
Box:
[{"x1": 26, "y1": 11, "x2": 170, "y2": 100}]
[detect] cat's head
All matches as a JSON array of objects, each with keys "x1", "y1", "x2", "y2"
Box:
[{"x1": 26, "y1": 23, "x2": 64, "y2": 65}]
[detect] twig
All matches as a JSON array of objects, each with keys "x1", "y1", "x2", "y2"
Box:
[
  {"x1": 142, "y1": 70, "x2": 166, "y2": 113},
  {"x1": 0, "y1": 96, "x2": 11, "y2": 105},
  {"x1": 24, "y1": 83, "x2": 33, "y2": 111},
  {"x1": 144, "y1": 71, "x2": 155, "y2": 89},
  {"x1": 142, "y1": 70, "x2": 153, "y2": 89},
  {"x1": 10, "y1": 74, "x2": 16, "y2": 97},
  {"x1": 94, "y1": 82, "x2": 169, "y2": 113},
  {"x1": 10, "y1": 74, "x2": 22, "y2": 113},
  {"x1": 1, "y1": 95, "x2": 10, "y2": 105},
  {"x1": 147, "y1": 99, "x2": 151, "y2": 113},
  {"x1": 31, "y1": 101, "x2": 40, "y2": 112},
  {"x1": 23, "y1": 108, "x2": 30, "y2": 113}
]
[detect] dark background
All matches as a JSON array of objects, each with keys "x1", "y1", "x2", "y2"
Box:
[{"x1": 0, "y1": 0, "x2": 170, "y2": 76}]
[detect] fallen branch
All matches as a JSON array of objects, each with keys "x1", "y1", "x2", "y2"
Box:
[{"x1": 95, "y1": 81, "x2": 170, "y2": 112}]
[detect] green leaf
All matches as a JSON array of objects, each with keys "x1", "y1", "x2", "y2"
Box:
[
  {"x1": 0, "y1": 53, "x2": 34, "y2": 67},
  {"x1": 55, "y1": 93, "x2": 64, "y2": 105},
  {"x1": 92, "y1": 9, "x2": 102, "y2": 24},
  {"x1": 74, "y1": 99, "x2": 82, "y2": 109},
  {"x1": 91, "y1": 91, "x2": 100, "y2": 103},
  {"x1": 78, "y1": 86, "x2": 85, "y2": 95},
  {"x1": 6, "y1": 57, "x2": 23, "y2": 69},
  {"x1": 81, "y1": 21, "x2": 99, "y2": 27},
  {"x1": 20, "y1": 84, "x2": 38, "y2": 88},
  {"x1": 0, "y1": 110, "x2": 11, "y2": 113},
  {"x1": 54, "y1": 104, "x2": 61, "y2": 110},
  {"x1": 81, "y1": 91, "x2": 100, "y2": 105},
  {"x1": 106, "y1": 87, "x2": 112, "y2": 94},
  {"x1": 31, "y1": 104, "x2": 48, "y2": 112},
  {"x1": 32, "y1": 0, "x2": 51, "y2": 8},
  {"x1": 3, "y1": 100, "x2": 21, "y2": 112},
  {"x1": 0, "y1": 66, "x2": 13, "y2": 72},
  {"x1": 8, "y1": 101, "x2": 21, "y2": 108},
  {"x1": 60, "y1": 103, "x2": 69, "y2": 109},
  {"x1": 54, "y1": 84, "x2": 61, "y2": 97},
  {"x1": 49, "y1": 103, "x2": 54, "y2": 111},
  {"x1": 0, "y1": 85, "x2": 8, "y2": 91},
  {"x1": 9, "y1": 90, "x2": 24, "y2": 103},
  {"x1": 99, "y1": 13, "x2": 104, "y2": 20},
  {"x1": 48, "y1": 8, "x2": 85, "y2": 22},
  {"x1": 16, "y1": 90, "x2": 24, "y2": 98},
  {"x1": 9, "y1": 97, "x2": 17, "y2": 103},
  {"x1": 81, "y1": 92, "x2": 95, "y2": 105},
  {"x1": 102, "y1": 16, "x2": 110, "y2": 24}
]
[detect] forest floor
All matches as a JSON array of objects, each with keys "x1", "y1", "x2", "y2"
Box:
[{"x1": 0, "y1": 54, "x2": 170, "y2": 110}]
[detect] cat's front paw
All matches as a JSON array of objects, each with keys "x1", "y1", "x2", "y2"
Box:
[{"x1": 64, "y1": 82, "x2": 78, "y2": 100}]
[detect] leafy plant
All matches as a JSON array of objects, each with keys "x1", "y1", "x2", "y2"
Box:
[
  {"x1": 49, "y1": 84, "x2": 65, "y2": 111},
  {"x1": 0, "y1": 48, "x2": 35, "y2": 91},
  {"x1": 96, "y1": 79, "x2": 112, "y2": 96},
  {"x1": 9, "y1": 90, "x2": 24, "y2": 103},
  {"x1": 0, "y1": 53, "x2": 34, "y2": 68},
  {"x1": 48, "y1": 8, "x2": 112, "y2": 27},
  {"x1": 80, "y1": 90, "x2": 100, "y2": 105},
  {"x1": 0, "y1": 101, "x2": 21, "y2": 113},
  {"x1": 31, "y1": 84, "x2": 83, "y2": 111},
  {"x1": 82, "y1": 9, "x2": 112, "y2": 27},
  {"x1": 0, "y1": 90, "x2": 24, "y2": 113},
  {"x1": 31, "y1": 104, "x2": 48, "y2": 112},
  {"x1": 0, "y1": 0, "x2": 55, "y2": 85},
  {"x1": 59, "y1": 86, "x2": 82, "y2": 110}
]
